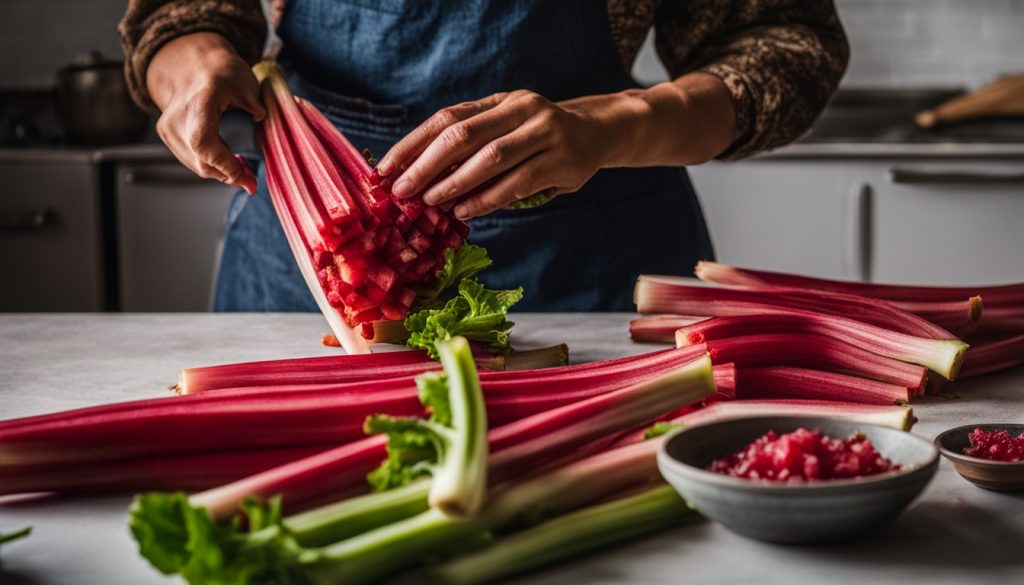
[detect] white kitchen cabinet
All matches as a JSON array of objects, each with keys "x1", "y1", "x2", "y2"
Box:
[
  {"x1": 688, "y1": 161, "x2": 862, "y2": 280},
  {"x1": 851, "y1": 161, "x2": 1024, "y2": 285},
  {"x1": 0, "y1": 160, "x2": 105, "y2": 310},
  {"x1": 116, "y1": 162, "x2": 236, "y2": 311},
  {"x1": 689, "y1": 156, "x2": 1024, "y2": 285}
]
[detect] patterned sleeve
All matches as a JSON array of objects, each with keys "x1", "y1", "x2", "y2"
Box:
[
  {"x1": 653, "y1": 0, "x2": 849, "y2": 160},
  {"x1": 118, "y1": 0, "x2": 268, "y2": 111}
]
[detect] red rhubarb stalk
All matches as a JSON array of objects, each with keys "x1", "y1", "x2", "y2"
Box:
[
  {"x1": 191, "y1": 352, "x2": 717, "y2": 519},
  {"x1": 0, "y1": 446, "x2": 328, "y2": 496},
  {"x1": 731, "y1": 366, "x2": 912, "y2": 405},
  {"x1": 676, "y1": 399, "x2": 915, "y2": 430},
  {"x1": 703, "y1": 333, "x2": 928, "y2": 393},
  {"x1": 674, "y1": 312, "x2": 968, "y2": 380},
  {"x1": 635, "y1": 274, "x2": 958, "y2": 340},
  {"x1": 958, "y1": 334, "x2": 1024, "y2": 378},
  {"x1": 629, "y1": 315, "x2": 705, "y2": 344},
  {"x1": 695, "y1": 260, "x2": 1024, "y2": 306}
]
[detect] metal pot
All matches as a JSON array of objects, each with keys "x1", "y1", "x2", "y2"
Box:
[{"x1": 55, "y1": 51, "x2": 150, "y2": 145}]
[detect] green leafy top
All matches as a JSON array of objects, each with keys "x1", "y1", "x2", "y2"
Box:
[
  {"x1": 405, "y1": 279, "x2": 523, "y2": 359},
  {"x1": 365, "y1": 337, "x2": 489, "y2": 519},
  {"x1": 424, "y1": 244, "x2": 492, "y2": 302},
  {"x1": 0, "y1": 526, "x2": 31, "y2": 568},
  {"x1": 365, "y1": 372, "x2": 451, "y2": 491},
  {"x1": 130, "y1": 492, "x2": 311, "y2": 585}
]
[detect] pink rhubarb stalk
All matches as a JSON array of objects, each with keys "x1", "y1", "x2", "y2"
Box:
[
  {"x1": 676, "y1": 399, "x2": 915, "y2": 430},
  {"x1": 695, "y1": 260, "x2": 1024, "y2": 306},
  {"x1": 958, "y1": 334, "x2": 1024, "y2": 378},
  {"x1": 703, "y1": 333, "x2": 928, "y2": 393},
  {"x1": 674, "y1": 312, "x2": 968, "y2": 380},
  {"x1": 191, "y1": 352, "x2": 717, "y2": 519},
  {"x1": 731, "y1": 366, "x2": 912, "y2": 405},
  {"x1": 636, "y1": 274, "x2": 957, "y2": 340}
]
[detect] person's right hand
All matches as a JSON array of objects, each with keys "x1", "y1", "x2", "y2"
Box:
[{"x1": 146, "y1": 32, "x2": 263, "y2": 194}]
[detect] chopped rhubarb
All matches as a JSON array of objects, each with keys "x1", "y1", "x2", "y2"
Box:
[
  {"x1": 253, "y1": 61, "x2": 470, "y2": 351},
  {"x1": 962, "y1": 428, "x2": 1024, "y2": 462},
  {"x1": 709, "y1": 428, "x2": 900, "y2": 482}
]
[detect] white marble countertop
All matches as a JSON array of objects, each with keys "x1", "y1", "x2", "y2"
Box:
[{"x1": 1, "y1": 313, "x2": 1023, "y2": 585}]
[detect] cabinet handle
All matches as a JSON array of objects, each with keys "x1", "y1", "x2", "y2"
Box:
[
  {"x1": 845, "y1": 183, "x2": 873, "y2": 282},
  {"x1": 890, "y1": 168, "x2": 1024, "y2": 185},
  {"x1": 0, "y1": 208, "x2": 52, "y2": 231}
]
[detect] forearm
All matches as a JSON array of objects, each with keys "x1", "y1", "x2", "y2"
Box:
[{"x1": 566, "y1": 72, "x2": 735, "y2": 170}]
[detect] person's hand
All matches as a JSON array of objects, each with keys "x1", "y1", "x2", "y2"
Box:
[
  {"x1": 146, "y1": 32, "x2": 262, "y2": 194},
  {"x1": 376, "y1": 90, "x2": 614, "y2": 220}
]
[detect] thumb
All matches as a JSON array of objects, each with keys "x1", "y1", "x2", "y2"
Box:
[{"x1": 234, "y1": 80, "x2": 267, "y2": 122}]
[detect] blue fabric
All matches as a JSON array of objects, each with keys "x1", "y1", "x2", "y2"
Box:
[{"x1": 214, "y1": 0, "x2": 713, "y2": 312}]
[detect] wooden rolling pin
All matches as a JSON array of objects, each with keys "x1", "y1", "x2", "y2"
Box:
[{"x1": 916, "y1": 74, "x2": 1024, "y2": 128}]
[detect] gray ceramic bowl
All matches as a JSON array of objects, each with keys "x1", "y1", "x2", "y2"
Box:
[
  {"x1": 657, "y1": 416, "x2": 939, "y2": 543},
  {"x1": 935, "y1": 423, "x2": 1024, "y2": 491}
]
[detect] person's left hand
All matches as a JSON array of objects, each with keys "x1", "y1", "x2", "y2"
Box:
[{"x1": 375, "y1": 90, "x2": 610, "y2": 220}]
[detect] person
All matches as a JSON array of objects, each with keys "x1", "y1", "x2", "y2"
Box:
[{"x1": 119, "y1": 0, "x2": 849, "y2": 312}]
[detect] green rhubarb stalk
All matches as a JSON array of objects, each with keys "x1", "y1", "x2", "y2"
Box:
[
  {"x1": 306, "y1": 436, "x2": 671, "y2": 585},
  {"x1": 432, "y1": 485, "x2": 695, "y2": 585},
  {"x1": 0, "y1": 527, "x2": 31, "y2": 568},
  {"x1": 365, "y1": 336, "x2": 489, "y2": 515}
]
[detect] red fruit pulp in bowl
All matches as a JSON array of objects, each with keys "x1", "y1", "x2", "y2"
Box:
[
  {"x1": 962, "y1": 428, "x2": 1024, "y2": 462},
  {"x1": 708, "y1": 427, "x2": 900, "y2": 482}
]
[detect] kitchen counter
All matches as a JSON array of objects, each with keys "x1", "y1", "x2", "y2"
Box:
[{"x1": 1, "y1": 313, "x2": 1023, "y2": 585}]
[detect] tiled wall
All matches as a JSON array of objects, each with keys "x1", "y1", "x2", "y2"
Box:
[
  {"x1": 838, "y1": 0, "x2": 1024, "y2": 88},
  {"x1": 637, "y1": 0, "x2": 1024, "y2": 89},
  {"x1": 1, "y1": 0, "x2": 1023, "y2": 90}
]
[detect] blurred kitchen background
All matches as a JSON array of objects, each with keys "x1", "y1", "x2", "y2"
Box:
[{"x1": 1, "y1": 0, "x2": 1022, "y2": 312}]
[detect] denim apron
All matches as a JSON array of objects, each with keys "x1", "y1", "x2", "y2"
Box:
[{"x1": 214, "y1": 0, "x2": 714, "y2": 312}]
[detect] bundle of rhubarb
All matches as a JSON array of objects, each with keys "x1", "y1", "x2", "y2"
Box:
[
  {"x1": 0, "y1": 342, "x2": 743, "y2": 499},
  {"x1": 254, "y1": 61, "x2": 480, "y2": 354},
  {"x1": 119, "y1": 337, "x2": 913, "y2": 585},
  {"x1": 630, "y1": 262, "x2": 1024, "y2": 405}
]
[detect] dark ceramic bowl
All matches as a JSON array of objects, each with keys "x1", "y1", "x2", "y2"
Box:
[
  {"x1": 935, "y1": 423, "x2": 1024, "y2": 491},
  {"x1": 657, "y1": 416, "x2": 938, "y2": 544}
]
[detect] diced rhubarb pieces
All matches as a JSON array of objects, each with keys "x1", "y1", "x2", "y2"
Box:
[
  {"x1": 380, "y1": 301, "x2": 406, "y2": 321},
  {"x1": 396, "y1": 287, "x2": 416, "y2": 308},
  {"x1": 416, "y1": 215, "x2": 437, "y2": 236},
  {"x1": 404, "y1": 229, "x2": 431, "y2": 254},
  {"x1": 338, "y1": 261, "x2": 368, "y2": 288},
  {"x1": 395, "y1": 213, "x2": 414, "y2": 235},
  {"x1": 392, "y1": 195, "x2": 425, "y2": 222},
  {"x1": 452, "y1": 220, "x2": 470, "y2": 238},
  {"x1": 368, "y1": 263, "x2": 398, "y2": 292}
]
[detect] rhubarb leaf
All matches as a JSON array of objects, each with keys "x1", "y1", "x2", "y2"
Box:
[
  {"x1": 365, "y1": 337, "x2": 489, "y2": 516},
  {"x1": 130, "y1": 492, "x2": 307, "y2": 585},
  {"x1": 427, "y1": 244, "x2": 493, "y2": 301},
  {"x1": 0, "y1": 526, "x2": 31, "y2": 568},
  {"x1": 405, "y1": 279, "x2": 523, "y2": 358}
]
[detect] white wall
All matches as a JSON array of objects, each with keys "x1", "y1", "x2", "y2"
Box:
[
  {"x1": 1, "y1": 0, "x2": 1022, "y2": 90},
  {"x1": 633, "y1": 0, "x2": 1024, "y2": 89}
]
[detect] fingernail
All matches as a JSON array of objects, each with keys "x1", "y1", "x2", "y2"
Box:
[
  {"x1": 376, "y1": 157, "x2": 394, "y2": 176},
  {"x1": 454, "y1": 204, "x2": 470, "y2": 220},
  {"x1": 392, "y1": 178, "x2": 412, "y2": 198},
  {"x1": 422, "y1": 193, "x2": 438, "y2": 206}
]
